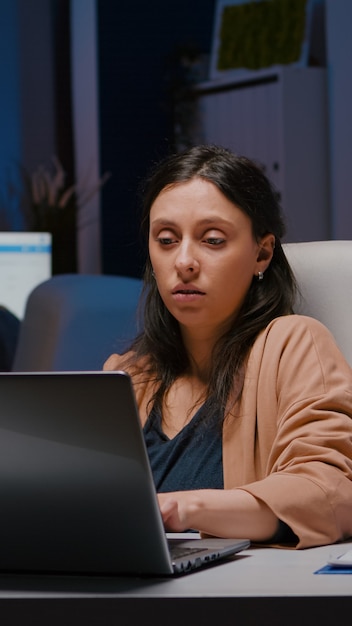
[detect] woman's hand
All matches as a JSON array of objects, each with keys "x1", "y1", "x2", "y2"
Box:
[
  {"x1": 158, "y1": 492, "x2": 195, "y2": 532},
  {"x1": 158, "y1": 489, "x2": 279, "y2": 541}
]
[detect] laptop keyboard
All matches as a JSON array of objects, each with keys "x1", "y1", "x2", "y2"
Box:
[{"x1": 168, "y1": 541, "x2": 205, "y2": 561}]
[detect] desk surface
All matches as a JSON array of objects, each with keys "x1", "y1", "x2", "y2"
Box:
[{"x1": 1, "y1": 540, "x2": 352, "y2": 625}]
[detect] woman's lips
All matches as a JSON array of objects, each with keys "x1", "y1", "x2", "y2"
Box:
[{"x1": 171, "y1": 285, "x2": 206, "y2": 302}]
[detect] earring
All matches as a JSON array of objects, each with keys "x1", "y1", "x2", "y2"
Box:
[{"x1": 258, "y1": 271, "x2": 264, "y2": 281}]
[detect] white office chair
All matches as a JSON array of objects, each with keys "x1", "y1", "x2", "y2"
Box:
[
  {"x1": 283, "y1": 240, "x2": 352, "y2": 366},
  {"x1": 12, "y1": 274, "x2": 143, "y2": 371}
]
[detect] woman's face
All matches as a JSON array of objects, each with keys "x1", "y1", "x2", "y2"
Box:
[{"x1": 149, "y1": 178, "x2": 273, "y2": 338}]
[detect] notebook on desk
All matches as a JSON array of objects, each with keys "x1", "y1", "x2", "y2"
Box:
[{"x1": 0, "y1": 371, "x2": 249, "y2": 576}]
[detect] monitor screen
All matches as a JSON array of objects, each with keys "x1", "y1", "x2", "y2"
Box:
[{"x1": 0, "y1": 232, "x2": 52, "y2": 319}]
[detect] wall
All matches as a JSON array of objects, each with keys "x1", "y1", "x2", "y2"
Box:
[
  {"x1": 0, "y1": 0, "x2": 21, "y2": 229},
  {"x1": 96, "y1": 0, "x2": 215, "y2": 277},
  {"x1": 71, "y1": 0, "x2": 102, "y2": 273},
  {"x1": 325, "y1": 0, "x2": 352, "y2": 239},
  {"x1": 1, "y1": 0, "x2": 352, "y2": 274},
  {"x1": 0, "y1": 0, "x2": 56, "y2": 230}
]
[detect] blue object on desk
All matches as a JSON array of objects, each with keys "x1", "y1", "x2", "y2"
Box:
[
  {"x1": 315, "y1": 548, "x2": 352, "y2": 573},
  {"x1": 315, "y1": 564, "x2": 352, "y2": 574}
]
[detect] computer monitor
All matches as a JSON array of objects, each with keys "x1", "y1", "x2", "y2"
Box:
[{"x1": 0, "y1": 232, "x2": 52, "y2": 319}]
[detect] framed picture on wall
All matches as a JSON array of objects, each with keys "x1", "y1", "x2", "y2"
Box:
[{"x1": 209, "y1": 0, "x2": 314, "y2": 82}]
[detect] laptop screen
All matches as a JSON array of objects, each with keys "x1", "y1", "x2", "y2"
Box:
[{"x1": 0, "y1": 232, "x2": 52, "y2": 319}]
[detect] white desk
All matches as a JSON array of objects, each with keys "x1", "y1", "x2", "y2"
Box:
[{"x1": 0, "y1": 541, "x2": 352, "y2": 625}]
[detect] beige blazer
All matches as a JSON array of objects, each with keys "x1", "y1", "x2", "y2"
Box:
[{"x1": 104, "y1": 315, "x2": 352, "y2": 549}]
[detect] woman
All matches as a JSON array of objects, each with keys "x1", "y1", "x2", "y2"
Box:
[{"x1": 104, "y1": 144, "x2": 352, "y2": 548}]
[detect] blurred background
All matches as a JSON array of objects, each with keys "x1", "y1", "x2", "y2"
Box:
[{"x1": 0, "y1": 0, "x2": 351, "y2": 279}]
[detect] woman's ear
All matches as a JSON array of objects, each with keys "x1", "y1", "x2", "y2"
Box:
[{"x1": 256, "y1": 234, "x2": 275, "y2": 273}]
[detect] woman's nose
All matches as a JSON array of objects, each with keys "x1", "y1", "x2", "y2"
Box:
[{"x1": 175, "y1": 242, "x2": 199, "y2": 275}]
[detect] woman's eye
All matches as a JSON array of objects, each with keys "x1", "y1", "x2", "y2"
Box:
[
  {"x1": 204, "y1": 237, "x2": 225, "y2": 246},
  {"x1": 157, "y1": 237, "x2": 176, "y2": 245}
]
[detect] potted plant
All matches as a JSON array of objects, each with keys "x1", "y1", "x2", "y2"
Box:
[{"x1": 1, "y1": 156, "x2": 110, "y2": 274}]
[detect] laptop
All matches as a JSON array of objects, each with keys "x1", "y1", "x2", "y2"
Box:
[{"x1": 0, "y1": 370, "x2": 249, "y2": 576}]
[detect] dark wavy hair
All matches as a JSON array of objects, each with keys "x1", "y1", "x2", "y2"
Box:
[{"x1": 129, "y1": 145, "x2": 298, "y2": 415}]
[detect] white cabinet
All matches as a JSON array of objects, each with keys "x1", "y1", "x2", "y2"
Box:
[{"x1": 194, "y1": 67, "x2": 330, "y2": 242}]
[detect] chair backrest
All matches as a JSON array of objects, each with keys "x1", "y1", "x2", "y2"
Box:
[
  {"x1": 12, "y1": 274, "x2": 143, "y2": 371},
  {"x1": 283, "y1": 240, "x2": 352, "y2": 366},
  {"x1": 0, "y1": 306, "x2": 20, "y2": 371},
  {"x1": 12, "y1": 241, "x2": 352, "y2": 371}
]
